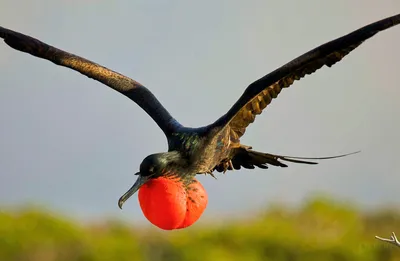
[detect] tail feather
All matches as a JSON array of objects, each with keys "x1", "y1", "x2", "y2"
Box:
[
  {"x1": 214, "y1": 147, "x2": 360, "y2": 172},
  {"x1": 266, "y1": 151, "x2": 360, "y2": 165}
]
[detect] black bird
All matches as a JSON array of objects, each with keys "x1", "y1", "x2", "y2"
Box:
[{"x1": 0, "y1": 14, "x2": 399, "y2": 211}]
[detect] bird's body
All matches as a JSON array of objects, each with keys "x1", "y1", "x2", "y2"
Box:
[
  {"x1": 167, "y1": 126, "x2": 232, "y2": 174},
  {"x1": 1, "y1": 13, "x2": 399, "y2": 230}
]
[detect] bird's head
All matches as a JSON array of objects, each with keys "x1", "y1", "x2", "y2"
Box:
[
  {"x1": 117, "y1": 151, "x2": 208, "y2": 230},
  {"x1": 118, "y1": 151, "x2": 183, "y2": 209}
]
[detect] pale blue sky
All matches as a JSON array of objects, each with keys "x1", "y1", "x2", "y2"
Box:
[{"x1": 0, "y1": 1, "x2": 399, "y2": 226}]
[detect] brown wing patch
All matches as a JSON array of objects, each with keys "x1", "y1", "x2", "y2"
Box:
[
  {"x1": 228, "y1": 43, "x2": 362, "y2": 142},
  {"x1": 218, "y1": 14, "x2": 400, "y2": 142}
]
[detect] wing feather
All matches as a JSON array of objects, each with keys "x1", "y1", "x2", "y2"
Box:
[
  {"x1": 0, "y1": 26, "x2": 181, "y2": 136},
  {"x1": 211, "y1": 14, "x2": 400, "y2": 141}
]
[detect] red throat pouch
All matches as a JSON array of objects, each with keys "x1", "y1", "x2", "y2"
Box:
[{"x1": 138, "y1": 177, "x2": 208, "y2": 230}]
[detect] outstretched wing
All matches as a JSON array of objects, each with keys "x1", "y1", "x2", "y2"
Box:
[
  {"x1": 0, "y1": 26, "x2": 181, "y2": 137},
  {"x1": 211, "y1": 14, "x2": 400, "y2": 142}
]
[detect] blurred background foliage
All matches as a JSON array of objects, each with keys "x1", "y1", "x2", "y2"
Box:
[{"x1": 0, "y1": 197, "x2": 399, "y2": 261}]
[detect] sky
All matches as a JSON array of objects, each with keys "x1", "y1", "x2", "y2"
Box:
[{"x1": 0, "y1": 0, "x2": 399, "y2": 226}]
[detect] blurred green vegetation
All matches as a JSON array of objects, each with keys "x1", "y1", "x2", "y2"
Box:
[{"x1": 0, "y1": 197, "x2": 399, "y2": 261}]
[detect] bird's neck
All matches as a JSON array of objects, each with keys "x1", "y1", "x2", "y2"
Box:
[{"x1": 152, "y1": 151, "x2": 201, "y2": 186}]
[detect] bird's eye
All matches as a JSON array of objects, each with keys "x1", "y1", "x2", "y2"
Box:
[{"x1": 148, "y1": 166, "x2": 155, "y2": 173}]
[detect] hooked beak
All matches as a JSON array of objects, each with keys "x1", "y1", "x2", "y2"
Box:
[{"x1": 118, "y1": 172, "x2": 149, "y2": 209}]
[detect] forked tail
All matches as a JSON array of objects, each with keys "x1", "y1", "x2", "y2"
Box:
[{"x1": 214, "y1": 146, "x2": 359, "y2": 172}]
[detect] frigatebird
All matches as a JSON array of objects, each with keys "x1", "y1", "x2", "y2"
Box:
[{"x1": 1, "y1": 14, "x2": 399, "y2": 230}]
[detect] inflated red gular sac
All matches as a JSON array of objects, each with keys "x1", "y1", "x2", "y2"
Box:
[
  {"x1": 118, "y1": 153, "x2": 208, "y2": 230},
  {"x1": 139, "y1": 177, "x2": 208, "y2": 230}
]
